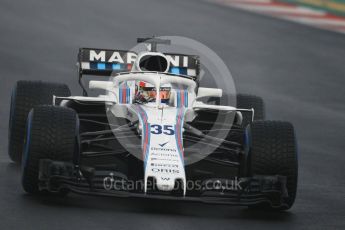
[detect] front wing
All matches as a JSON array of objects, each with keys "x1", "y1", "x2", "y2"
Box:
[{"x1": 39, "y1": 159, "x2": 289, "y2": 209}]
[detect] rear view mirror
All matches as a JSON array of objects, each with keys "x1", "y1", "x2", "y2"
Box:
[
  {"x1": 196, "y1": 87, "x2": 222, "y2": 99},
  {"x1": 89, "y1": 81, "x2": 113, "y2": 91}
]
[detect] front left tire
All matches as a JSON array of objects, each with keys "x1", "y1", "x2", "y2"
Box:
[{"x1": 21, "y1": 105, "x2": 78, "y2": 194}]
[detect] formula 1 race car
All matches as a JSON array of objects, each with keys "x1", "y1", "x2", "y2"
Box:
[{"x1": 8, "y1": 38, "x2": 298, "y2": 210}]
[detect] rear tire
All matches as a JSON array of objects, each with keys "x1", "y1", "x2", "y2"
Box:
[
  {"x1": 192, "y1": 94, "x2": 264, "y2": 130},
  {"x1": 21, "y1": 105, "x2": 78, "y2": 194},
  {"x1": 247, "y1": 121, "x2": 298, "y2": 210},
  {"x1": 8, "y1": 81, "x2": 71, "y2": 163}
]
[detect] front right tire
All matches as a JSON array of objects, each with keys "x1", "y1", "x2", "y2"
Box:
[{"x1": 246, "y1": 120, "x2": 298, "y2": 210}]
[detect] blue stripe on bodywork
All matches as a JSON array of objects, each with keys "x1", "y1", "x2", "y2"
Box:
[
  {"x1": 170, "y1": 67, "x2": 180, "y2": 74},
  {"x1": 184, "y1": 90, "x2": 188, "y2": 107},
  {"x1": 176, "y1": 90, "x2": 188, "y2": 107},
  {"x1": 131, "y1": 105, "x2": 150, "y2": 168},
  {"x1": 169, "y1": 67, "x2": 188, "y2": 75},
  {"x1": 176, "y1": 90, "x2": 180, "y2": 107},
  {"x1": 97, "y1": 63, "x2": 106, "y2": 70},
  {"x1": 143, "y1": 123, "x2": 151, "y2": 168},
  {"x1": 175, "y1": 107, "x2": 185, "y2": 165},
  {"x1": 126, "y1": 87, "x2": 130, "y2": 103},
  {"x1": 119, "y1": 88, "x2": 122, "y2": 103},
  {"x1": 112, "y1": 63, "x2": 121, "y2": 70}
]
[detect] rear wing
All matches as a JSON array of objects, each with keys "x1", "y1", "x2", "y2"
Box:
[{"x1": 78, "y1": 48, "x2": 200, "y2": 78}]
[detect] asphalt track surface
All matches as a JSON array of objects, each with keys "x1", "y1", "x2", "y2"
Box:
[{"x1": 1, "y1": 0, "x2": 345, "y2": 229}]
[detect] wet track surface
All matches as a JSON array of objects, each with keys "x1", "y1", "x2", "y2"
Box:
[{"x1": 1, "y1": 0, "x2": 345, "y2": 229}]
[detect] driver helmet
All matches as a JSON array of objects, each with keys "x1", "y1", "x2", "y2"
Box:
[{"x1": 134, "y1": 81, "x2": 171, "y2": 104}]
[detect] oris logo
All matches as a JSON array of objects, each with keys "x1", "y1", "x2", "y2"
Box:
[{"x1": 151, "y1": 168, "x2": 180, "y2": 174}]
